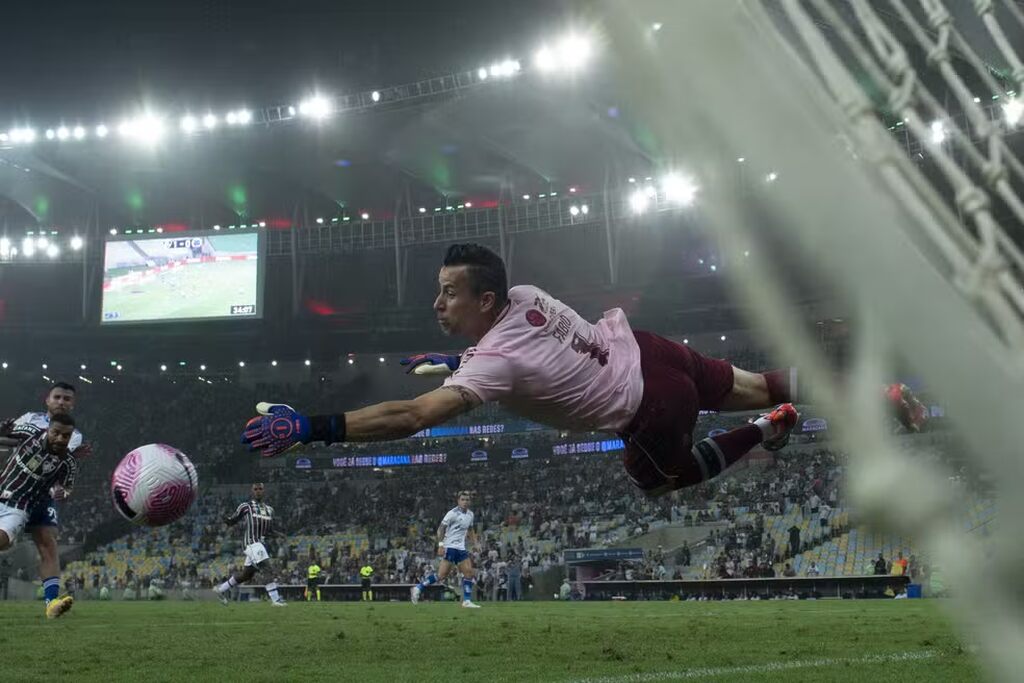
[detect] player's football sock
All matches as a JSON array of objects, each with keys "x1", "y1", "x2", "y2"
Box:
[
  {"x1": 42, "y1": 577, "x2": 60, "y2": 604},
  {"x1": 686, "y1": 423, "x2": 765, "y2": 486},
  {"x1": 316, "y1": 588, "x2": 321, "y2": 601},
  {"x1": 462, "y1": 578, "x2": 473, "y2": 602},
  {"x1": 266, "y1": 582, "x2": 282, "y2": 603},
  {"x1": 763, "y1": 368, "x2": 798, "y2": 404},
  {"x1": 216, "y1": 576, "x2": 238, "y2": 593},
  {"x1": 417, "y1": 574, "x2": 437, "y2": 591}
]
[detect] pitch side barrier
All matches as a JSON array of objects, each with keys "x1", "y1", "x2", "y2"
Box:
[{"x1": 581, "y1": 576, "x2": 913, "y2": 601}]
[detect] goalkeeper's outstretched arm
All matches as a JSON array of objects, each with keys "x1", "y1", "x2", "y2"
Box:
[{"x1": 241, "y1": 385, "x2": 482, "y2": 457}]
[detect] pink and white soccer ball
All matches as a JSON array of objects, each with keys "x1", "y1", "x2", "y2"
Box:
[{"x1": 111, "y1": 444, "x2": 198, "y2": 526}]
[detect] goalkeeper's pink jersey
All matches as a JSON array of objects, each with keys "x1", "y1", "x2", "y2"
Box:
[{"x1": 443, "y1": 285, "x2": 643, "y2": 432}]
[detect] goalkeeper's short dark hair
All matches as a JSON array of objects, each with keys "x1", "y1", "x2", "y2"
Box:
[
  {"x1": 443, "y1": 243, "x2": 508, "y2": 310},
  {"x1": 49, "y1": 381, "x2": 76, "y2": 394}
]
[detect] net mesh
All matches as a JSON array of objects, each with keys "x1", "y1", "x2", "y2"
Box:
[{"x1": 607, "y1": 1, "x2": 1024, "y2": 677}]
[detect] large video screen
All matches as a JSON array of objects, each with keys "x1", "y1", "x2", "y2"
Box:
[{"x1": 101, "y1": 231, "x2": 263, "y2": 324}]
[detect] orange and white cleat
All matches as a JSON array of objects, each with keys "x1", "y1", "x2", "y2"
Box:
[
  {"x1": 758, "y1": 403, "x2": 799, "y2": 451},
  {"x1": 45, "y1": 595, "x2": 74, "y2": 619}
]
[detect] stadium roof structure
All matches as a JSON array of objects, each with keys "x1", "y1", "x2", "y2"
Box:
[{"x1": 0, "y1": 2, "x2": 660, "y2": 233}]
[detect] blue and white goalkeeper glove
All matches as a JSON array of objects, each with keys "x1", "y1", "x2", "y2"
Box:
[
  {"x1": 241, "y1": 402, "x2": 311, "y2": 458},
  {"x1": 399, "y1": 353, "x2": 461, "y2": 376}
]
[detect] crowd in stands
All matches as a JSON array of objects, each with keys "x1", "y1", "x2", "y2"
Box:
[{"x1": 0, "y1": 362, "x2": 975, "y2": 600}]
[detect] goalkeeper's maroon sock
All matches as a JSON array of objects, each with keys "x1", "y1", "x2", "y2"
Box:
[
  {"x1": 763, "y1": 368, "x2": 797, "y2": 404},
  {"x1": 688, "y1": 421, "x2": 770, "y2": 485}
]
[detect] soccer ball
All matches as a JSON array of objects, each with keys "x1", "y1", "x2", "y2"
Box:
[{"x1": 111, "y1": 444, "x2": 198, "y2": 526}]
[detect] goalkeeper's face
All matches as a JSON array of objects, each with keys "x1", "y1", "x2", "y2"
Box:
[{"x1": 434, "y1": 266, "x2": 497, "y2": 341}]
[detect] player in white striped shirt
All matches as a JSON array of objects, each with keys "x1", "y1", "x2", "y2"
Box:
[
  {"x1": 411, "y1": 491, "x2": 480, "y2": 608},
  {"x1": 213, "y1": 482, "x2": 286, "y2": 606}
]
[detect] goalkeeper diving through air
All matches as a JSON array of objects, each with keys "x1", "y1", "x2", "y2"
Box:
[{"x1": 241, "y1": 243, "x2": 923, "y2": 497}]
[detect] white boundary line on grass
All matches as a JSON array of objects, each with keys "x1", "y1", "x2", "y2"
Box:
[{"x1": 570, "y1": 650, "x2": 937, "y2": 682}]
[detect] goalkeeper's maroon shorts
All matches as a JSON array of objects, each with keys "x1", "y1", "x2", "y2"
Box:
[{"x1": 619, "y1": 331, "x2": 735, "y2": 492}]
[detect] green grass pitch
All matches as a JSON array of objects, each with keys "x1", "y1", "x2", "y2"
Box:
[
  {"x1": 0, "y1": 600, "x2": 981, "y2": 681},
  {"x1": 101, "y1": 260, "x2": 258, "y2": 322}
]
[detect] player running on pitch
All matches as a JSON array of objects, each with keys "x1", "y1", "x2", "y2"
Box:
[
  {"x1": 411, "y1": 491, "x2": 480, "y2": 608},
  {"x1": 0, "y1": 414, "x2": 77, "y2": 618},
  {"x1": 213, "y1": 482, "x2": 286, "y2": 606},
  {"x1": 242, "y1": 243, "x2": 916, "y2": 496},
  {"x1": 1, "y1": 381, "x2": 92, "y2": 618}
]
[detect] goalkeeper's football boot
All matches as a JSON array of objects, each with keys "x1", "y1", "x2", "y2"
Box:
[
  {"x1": 45, "y1": 595, "x2": 74, "y2": 619},
  {"x1": 885, "y1": 383, "x2": 928, "y2": 432},
  {"x1": 757, "y1": 403, "x2": 799, "y2": 451},
  {"x1": 213, "y1": 588, "x2": 229, "y2": 606}
]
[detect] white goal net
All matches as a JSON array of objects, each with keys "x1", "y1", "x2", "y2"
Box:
[{"x1": 606, "y1": 1, "x2": 1024, "y2": 678}]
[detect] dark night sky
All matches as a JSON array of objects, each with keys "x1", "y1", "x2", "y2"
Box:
[{"x1": 0, "y1": 0, "x2": 571, "y2": 123}]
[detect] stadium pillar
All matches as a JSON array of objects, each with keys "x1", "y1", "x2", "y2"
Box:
[
  {"x1": 498, "y1": 182, "x2": 511, "y2": 282},
  {"x1": 393, "y1": 198, "x2": 404, "y2": 307},
  {"x1": 291, "y1": 203, "x2": 302, "y2": 318},
  {"x1": 603, "y1": 167, "x2": 618, "y2": 286}
]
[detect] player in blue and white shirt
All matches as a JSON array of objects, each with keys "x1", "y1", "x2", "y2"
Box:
[
  {"x1": 411, "y1": 491, "x2": 480, "y2": 608},
  {"x1": 1, "y1": 381, "x2": 90, "y2": 617}
]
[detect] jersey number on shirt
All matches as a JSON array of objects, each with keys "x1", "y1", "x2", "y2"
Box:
[{"x1": 570, "y1": 331, "x2": 609, "y2": 366}]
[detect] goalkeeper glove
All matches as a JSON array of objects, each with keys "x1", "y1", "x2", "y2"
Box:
[
  {"x1": 241, "y1": 402, "x2": 311, "y2": 458},
  {"x1": 399, "y1": 353, "x2": 461, "y2": 376}
]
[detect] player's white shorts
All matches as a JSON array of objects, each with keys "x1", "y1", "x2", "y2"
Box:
[
  {"x1": 0, "y1": 502, "x2": 29, "y2": 542},
  {"x1": 243, "y1": 542, "x2": 270, "y2": 567}
]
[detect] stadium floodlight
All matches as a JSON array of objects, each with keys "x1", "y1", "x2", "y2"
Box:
[
  {"x1": 522, "y1": 194, "x2": 530, "y2": 200},
  {"x1": 10, "y1": 128, "x2": 36, "y2": 144},
  {"x1": 225, "y1": 111, "x2": 237, "y2": 125},
  {"x1": 1, "y1": 362, "x2": 6, "y2": 369},
  {"x1": 555, "y1": 33, "x2": 593, "y2": 71},
  {"x1": 737, "y1": 157, "x2": 745, "y2": 163},
  {"x1": 720, "y1": 335, "x2": 727, "y2": 342},
  {"x1": 534, "y1": 46, "x2": 557, "y2": 72},
  {"x1": 180, "y1": 115, "x2": 197, "y2": 133},
  {"x1": 45, "y1": 129, "x2": 56, "y2": 140},
  {"x1": 199, "y1": 364, "x2": 206, "y2": 371},
  {"x1": 661, "y1": 172, "x2": 698, "y2": 205},
  {"x1": 271, "y1": 360, "x2": 278, "y2": 367},
  {"x1": 629, "y1": 189, "x2": 649, "y2": 215},
  {"x1": 299, "y1": 95, "x2": 331, "y2": 119},
  {"x1": 0, "y1": 132, "x2": 7, "y2": 143},
  {"x1": 21, "y1": 237, "x2": 35, "y2": 257},
  {"x1": 73, "y1": 126, "x2": 85, "y2": 140},
  {"x1": 160, "y1": 364, "x2": 167, "y2": 372},
  {"x1": 379, "y1": 357, "x2": 385, "y2": 363},
  {"x1": 683, "y1": 339, "x2": 689, "y2": 345},
  {"x1": 347, "y1": 358, "x2": 355, "y2": 365},
  {"x1": 287, "y1": 105, "x2": 297, "y2": 116},
  {"x1": 123, "y1": 115, "x2": 166, "y2": 145},
  {"x1": 212, "y1": 224, "x2": 220, "y2": 230},
  {"x1": 478, "y1": 67, "x2": 488, "y2": 80},
  {"x1": 371, "y1": 90, "x2": 381, "y2": 102},
  {"x1": 116, "y1": 364, "x2": 122, "y2": 371},
  {"x1": 238, "y1": 361, "x2": 245, "y2": 368},
  {"x1": 652, "y1": 22, "x2": 663, "y2": 31},
  {"x1": 56, "y1": 126, "x2": 69, "y2": 140},
  {"x1": 418, "y1": 207, "x2": 426, "y2": 213},
  {"x1": 236, "y1": 109, "x2": 252, "y2": 125},
  {"x1": 361, "y1": 212, "x2": 369, "y2": 220},
  {"x1": 42, "y1": 363, "x2": 48, "y2": 369},
  {"x1": 581, "y1": 204, "x2": 589, "y2": 215},
  {"x1": 109, "y1": 228, "x2": 118, "y2": 236},
  {"x1": 0, "y1": 237, "x2": 9, "y2": 257},
  {"x1": 930, "y1": 120, "x2": 946, "y2": 144},
  {"x1": 258, "y1": 221, "x2": 266, "y2": 228},
  {"x1": 710, "y1": 264, "x2": 717, "y2": 272},
  {"x1": 202, "y1": 113, "x2": 217, "y2": 129},
  {"x1": 464, "y1": 202, "x2": 472, "y2": 208},
  {"x1": 1003, "y1": 98, "x2": 1023, "y2": 127},
  {"x1": 570, "y1": 205, "x2": 580, "y2": 216},
  {"x1": 315, "y1": 217, "x2": 324, "y2": 224},
  {"x1": 36, "y1": 236, "x2": 49, "y2": 249},
  {"x1": 766, "y1": 171, "x2": 778, "y2": 182},
  {"x1": 46, "y1": 244, "x2": 59, "y2": 258},
  {"x1": 95, "y1": 124, "x2": 109, "y2": 138},
  {"x1": 304, "y1": 359, "x2": 311, "y2": 366},
  {"x1": 80, "y1": 364, "x2": 86, "y2": 370}
]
